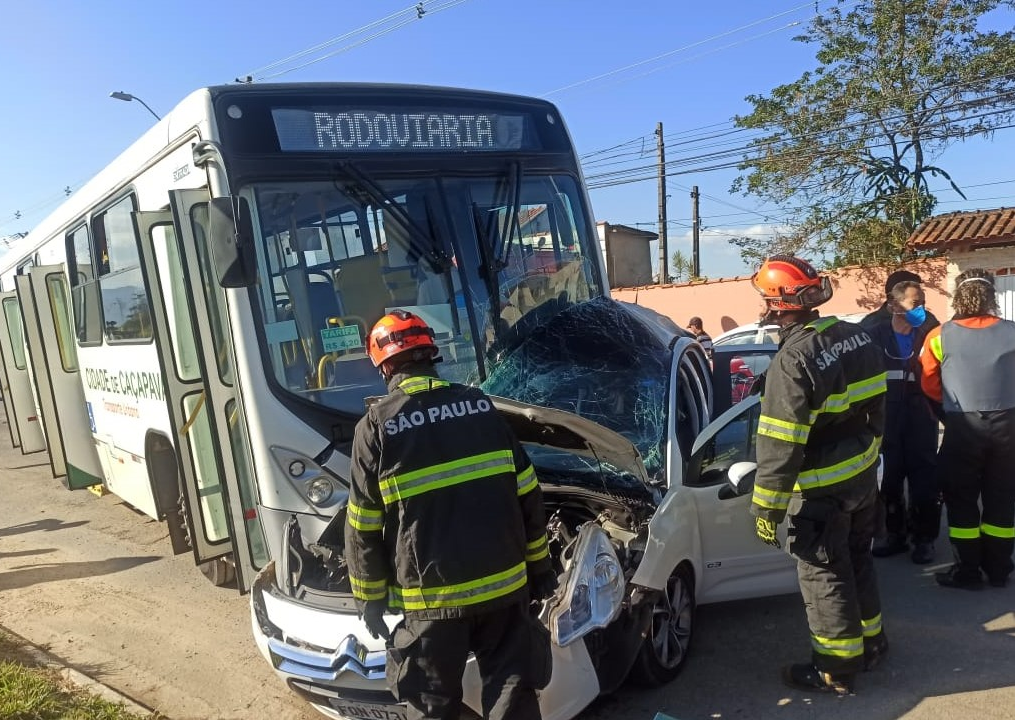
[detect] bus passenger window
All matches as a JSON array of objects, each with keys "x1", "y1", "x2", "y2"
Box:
[
  {"x1": 65, "y1": 224, "x2": 102, "y2": 344},
  {"x1": 93, "y1": 194, "x2": 152, "y2": 342}
]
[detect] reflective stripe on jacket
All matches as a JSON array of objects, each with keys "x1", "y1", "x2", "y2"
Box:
[
  {"x1": 752, "y1": 317, "x2": 887, "y2": 523},
  {"x1": 344, "y1": 370, "x2": 550, "y2": 619}
]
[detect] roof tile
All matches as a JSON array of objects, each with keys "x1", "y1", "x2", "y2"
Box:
[{"x1": 907, "y1": 208, "x2": 1015, "y2": 250}]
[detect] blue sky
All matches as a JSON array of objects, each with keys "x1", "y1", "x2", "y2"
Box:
[{"x1": 2, "y1": 0, "x2": 1013, "y2": 278}]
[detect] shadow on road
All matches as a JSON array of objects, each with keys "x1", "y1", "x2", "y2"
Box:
[
  {"x1": 3, "y1": 460, "x2": 53, "y2": 470},
  {"x1": 0, "y1": 548, "x2": 56, "y2": 559},
  {"x1": 0, "y1": 518, "x2": 90, "y2": 537},
  {"x1": 582, "y1": 566, "x2": 1015, "y2": 720},
  {"x1": 0, "y1": 556, "x2": 160, "y2": 591}
]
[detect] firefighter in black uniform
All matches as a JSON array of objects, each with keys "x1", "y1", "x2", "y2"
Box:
[
  {"x1": 749, "y1": 255, "x2": 889, "y2": 696},
  {"x1": 865, "y1": 279, "x2": 941, "y2": 564},
  {"x1": 345, "y1": 309, "x2": 557, "y2": 720}
]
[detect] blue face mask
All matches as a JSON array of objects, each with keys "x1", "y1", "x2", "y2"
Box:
[{"x1": 904, "y1": 305, "x2": 926, "y2": 327}]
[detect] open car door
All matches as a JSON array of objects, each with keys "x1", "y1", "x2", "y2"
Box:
[
  {"x1": 684, "y1": 396, "x2": 797, "y2": 602},
  {"x1": 18, "y1": 265, "x2": 104, "y2": 488},
  {"x1": 0, "y1": 291, "x2": 45, "y2": 452},
  {"x1": 133, "y1": 190, "x2": 267, "y2": 591}
]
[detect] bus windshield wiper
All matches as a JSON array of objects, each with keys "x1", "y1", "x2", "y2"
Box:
[
  {"x1": 492, "y1": 162, "x2": 522, "y2": 269},
  {"x1": 333, "y1": 161, "x2": 450, "y2": 272}
]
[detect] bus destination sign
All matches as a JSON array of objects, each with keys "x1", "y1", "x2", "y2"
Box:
[{"x1": 272, "y1": 108, "x2": 528, "y2": 153}]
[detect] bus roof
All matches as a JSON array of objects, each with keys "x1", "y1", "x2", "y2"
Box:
[{"x1": 2, "y1": 83, "x2": 561, "y2": 275}]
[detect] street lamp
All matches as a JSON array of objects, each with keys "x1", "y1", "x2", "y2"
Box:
[{"x1": 109, "y1": 91, "x2": 161, "y2": 121}]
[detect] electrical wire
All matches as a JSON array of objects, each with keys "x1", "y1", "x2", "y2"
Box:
[
  {"x1": 542, "y1": 0, "x2": 823, "y2": 97},
  {"x1": 251, "y1": 0, "x2": 471, "y2": 81}
]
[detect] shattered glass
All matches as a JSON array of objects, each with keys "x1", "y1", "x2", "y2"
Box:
[{"x1": 482, "y1": 297, "x2": 672, "y2": 487}]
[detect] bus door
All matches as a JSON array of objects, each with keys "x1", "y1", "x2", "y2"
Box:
[
  {"x1": 0, "y1": 291, "x2": 45, "y2": 452},
  {"x1": 134, "y1": 189, "x2": 265, "y2": 592},
  {"x1": 20, "y1": 266, "x2": 104, "y2": 488},
  {"x1": 15, "y1": 272, "x2": 67, "y2": 478}
]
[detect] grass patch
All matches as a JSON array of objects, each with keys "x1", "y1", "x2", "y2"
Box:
[{"x1": 0, "y1": 631, "x2": 163, "y2": 720}]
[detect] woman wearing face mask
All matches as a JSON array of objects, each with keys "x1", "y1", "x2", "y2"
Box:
[{"x1": 867, "y1": 280, "x2": 942, "y2": 565}]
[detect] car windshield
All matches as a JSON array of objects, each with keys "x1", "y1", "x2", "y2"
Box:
[
  {"x1": 482, "y1": 297, "x2": 671, "y2": 486},
  {"x1": 241, "y1": 172, "x2": 602, "y2": 417}
]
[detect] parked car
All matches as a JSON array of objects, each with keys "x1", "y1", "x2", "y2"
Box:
[
  {"x1": 713, "y1": 311, "x2": 870, "y2": 348},
  {"x1": 250, "y1": 298, "x2": 796, "y2": 720}
]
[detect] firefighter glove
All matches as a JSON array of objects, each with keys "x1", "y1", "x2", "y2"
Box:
[
  {"x1": 755, "y1": 516, "x2": 781, "y2": 548},
  {"x1": 529, "y1": 569, "x2": 559, "y2": 602},
  {"x1": 362, "y1": 600, "x2": 390, "y2": 641}
]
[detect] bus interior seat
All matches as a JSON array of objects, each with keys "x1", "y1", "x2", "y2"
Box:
[
  {"x1": 381, "y1": 264, "x2": 419, "y2": 306},
  {"x1": 334, "y1": 254, "x2": 391, "y2": 330}
]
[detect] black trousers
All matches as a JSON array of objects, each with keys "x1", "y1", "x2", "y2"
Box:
[
  {"x1": 386, "y1": 601, "x2": 550, "y2": 720},
  {"x1": 787, "y1": 470, "x2": 884, "y2": 675},
  {"x1": 937, "y1": 410, "x2": 1015, "y2": 581},
  {"x1": 880, "y1": 396, "x2": 941, "y2": 542}
]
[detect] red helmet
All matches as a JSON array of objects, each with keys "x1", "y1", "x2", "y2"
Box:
[
  {"x1": 751, "y1": 255, "x2": 832, "y2": 311},
  {"x1": 368, "y1": 310, "x2": 438, "y2": 367}
]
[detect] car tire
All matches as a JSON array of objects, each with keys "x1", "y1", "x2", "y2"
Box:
[{"x1": 630, "y1": 562, "x2": 695, "y2": 687}]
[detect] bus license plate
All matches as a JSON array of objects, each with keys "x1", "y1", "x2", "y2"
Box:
[{"x1": 329, "y1": 699, "x2": 408, "y2": 720}]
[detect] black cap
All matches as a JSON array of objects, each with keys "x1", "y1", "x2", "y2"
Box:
[{"x1": 884, "y1": 270, "x2": 922, "y2": 297}]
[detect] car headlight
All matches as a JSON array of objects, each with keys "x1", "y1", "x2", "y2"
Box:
[{"x1": 549, "y1": 523, "x2": 625, "y2": 647}]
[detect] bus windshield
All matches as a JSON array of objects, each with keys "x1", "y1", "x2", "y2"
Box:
[{"x1": 242, "y1": 170, "x2": 602, "y2": 417}]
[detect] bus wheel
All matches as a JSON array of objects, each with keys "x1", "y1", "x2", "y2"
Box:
[{"x1": 199, "y1": 558, "x2": 236, "y2": 587}]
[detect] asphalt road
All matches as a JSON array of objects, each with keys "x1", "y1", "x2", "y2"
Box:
[{"x1": 1, "y1": 406, "x2": 1013, "y2": 720}]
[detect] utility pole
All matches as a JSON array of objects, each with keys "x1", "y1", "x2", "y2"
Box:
[
  {"x1": 656, "y1": 122, "x2": 668, "y2": 284},
  {"x1": 690, "y1": 185, "x2": 700, "y2": 278}
]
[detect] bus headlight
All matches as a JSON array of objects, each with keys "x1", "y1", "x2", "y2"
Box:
[
  {"x1": 269, "y1": 446, "x2": 345, "y2": 509},
  {"x1": 305, "y1": 476, "x2": 335, "y2": 505},
  {"x1": 549, "y1": 524, "x2": 625, "y2": 647}
]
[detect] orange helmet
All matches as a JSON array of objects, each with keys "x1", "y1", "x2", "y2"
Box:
[
  {"x1": 751, "y1": 255, "x2": 832, "y2": 311},
  {"x1": 368, "y1": 310, "x2": 438, "y2": 367}
]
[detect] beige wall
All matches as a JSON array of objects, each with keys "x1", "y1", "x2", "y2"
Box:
[
  {"x1": 612, "y1": 257, "x2": 950, "y2": 334},
  {"x1": 948, "y1": 245, "x2": 1015, "y2": 284}
]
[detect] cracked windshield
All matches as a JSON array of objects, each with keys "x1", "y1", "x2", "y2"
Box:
[{"x1": 245, "y1": 172, "x2": 602, "y2": 416}]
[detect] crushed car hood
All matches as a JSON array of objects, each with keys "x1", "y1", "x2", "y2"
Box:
[{"x1": 491, "y1": 395, "x2": 651, "y2": 488}]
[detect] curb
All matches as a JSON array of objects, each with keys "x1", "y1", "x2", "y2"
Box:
[{"x1": 2, "y1": 626, "x2": 157, "y2": 717}]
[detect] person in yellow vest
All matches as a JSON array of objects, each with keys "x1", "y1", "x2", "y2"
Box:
[
  {"x1": 345, "y1": 309, "x2": 557, "y2": 719},
  {"x1": 920, "y1": 268, "x2": 1015, "y2": 590}
]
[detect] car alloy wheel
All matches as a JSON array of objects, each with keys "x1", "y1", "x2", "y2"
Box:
[{"x1": 631, "y1": 563, "x2": 695, "y2": 686}]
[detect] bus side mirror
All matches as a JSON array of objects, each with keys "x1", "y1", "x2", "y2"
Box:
[{"x1": 208, "y1": 196, "x2": 255, "y2": 288}]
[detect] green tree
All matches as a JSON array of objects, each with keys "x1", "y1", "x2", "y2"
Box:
[
  {"x1": 733, "y1": 0, "x2": 1015, "y2": 266},
  {"x1": 671, "y1": 249, "x2": 694, "y2": 281}
]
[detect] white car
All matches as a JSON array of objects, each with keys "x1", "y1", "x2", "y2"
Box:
[
  {"x1": 250, "y1": 298, "x2": 797, "y2": 720},
  {"x1": 713, "y1": 312, "x2": 870, "y2": 348}
]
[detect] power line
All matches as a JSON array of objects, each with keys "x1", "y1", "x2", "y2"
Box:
[
  {"x1": 580, "y1": 69, "x2": 1015, "y2": 176},
  {"x1": 542, "y1": 0, "x2": 824, "y2": 97},
  {"x1": 242, "y1": 3, "x2": 426, "y2": 78},
  {"x1": 244, "y1": 0, "x2": 471, "y2": 81},
  {"x1": 584, "y1": 91, "x2": 1015, "y2": 188}
]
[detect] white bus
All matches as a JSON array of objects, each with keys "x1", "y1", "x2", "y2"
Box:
[{"x1": 0, "y1": 83, "x2": 793, "y2": 720}]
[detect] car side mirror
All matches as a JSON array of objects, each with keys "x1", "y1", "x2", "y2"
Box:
[
  {"x1": 727, "y1": 461, "x2": 758, "y2": 495},
  {"x1": 208, "y1": 196, "x2": 256, "y2": 288}
]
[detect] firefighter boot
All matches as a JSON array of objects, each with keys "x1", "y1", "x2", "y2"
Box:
[
  {"x1": 782, "y1": 664, "x2": 856, "y2": 696},
  {"x1": 871, "y1": 533, "x2": 908, "y2": 558},
  {"x1": 863, "y1": 633, "x2": 889, "y2": 671},
  {"x1": 935, "y1": 564, "x2": 984, "y2": 591}
]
